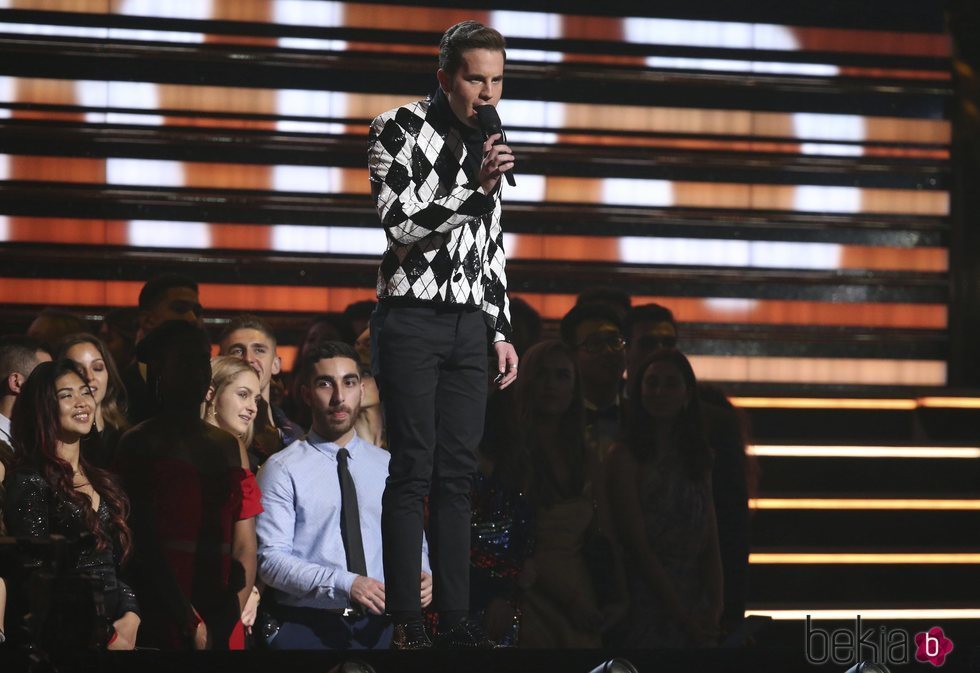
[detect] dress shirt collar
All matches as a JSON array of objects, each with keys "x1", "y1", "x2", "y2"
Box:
[
  {"x1": 0, "y1": 412, "x2": 11, "y2": 444},
  {"x1": 306, "y1": 430, "x2": 362, "y2": 460}
]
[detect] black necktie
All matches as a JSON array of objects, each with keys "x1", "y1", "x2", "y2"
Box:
[{"x1": 337, "y1": 447, "x2": 368, "y2": 577}]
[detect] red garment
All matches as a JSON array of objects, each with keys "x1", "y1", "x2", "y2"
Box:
[
  {"x1": 229, "y1": 468, "x2": 263, "y2": 650},
  {"x1": 117, "y1": 418, "x2": 251, "y2": 650},
  {"x1": 237, "y1": 468, "x2": 264, "y2": 520}
]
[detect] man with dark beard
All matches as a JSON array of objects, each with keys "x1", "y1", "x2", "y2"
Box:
[{"x1": 255, "y1": 342, "x2": 431, "y2": 650}]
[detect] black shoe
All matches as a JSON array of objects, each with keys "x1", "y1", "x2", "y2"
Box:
[
  {"x1": 434, "y1": 618, "x2": 497, "y2": 649},
  {"x1": 391, "y1": 620, "x2": 433, "y2": 650}
]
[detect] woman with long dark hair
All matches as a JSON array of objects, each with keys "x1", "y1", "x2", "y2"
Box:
[
  {"x1": 485, "y1": 339, "x2": 622, "y2": 647},
  {"x1": 607, "y1": 349, "x2": 722, "y2": 647},
  {"x1": 58, "y1": 334, "x2": 130, "y2": 468},
  {"x1": 4, "y1": 358, "x2": 140, "y2": 649}
]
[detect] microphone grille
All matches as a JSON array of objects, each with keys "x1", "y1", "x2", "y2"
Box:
[{"x1": 474, "y1": 105, "x2": 502, "y2": 133}]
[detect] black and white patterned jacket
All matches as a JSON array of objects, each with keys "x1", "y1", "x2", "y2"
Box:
[{"x1": 368, "y1": 95, "x2": 512, "y2": 343}]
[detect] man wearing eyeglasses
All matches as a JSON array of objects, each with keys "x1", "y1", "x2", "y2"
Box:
[{"x1": 559, "y1": 303, "x2": 628, "y2": 460}]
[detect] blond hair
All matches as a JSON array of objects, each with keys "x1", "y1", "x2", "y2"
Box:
[{"x1": 207, "y1": 355, "x2": 260, "y2": 448}]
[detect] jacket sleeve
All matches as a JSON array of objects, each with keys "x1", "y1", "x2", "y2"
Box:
[
  {"x1": 481, "y1": 205, "x2": 513, "y2": 343},
  {"x1": 368, "y1": 111, "x2": 497, "y2": 246}
]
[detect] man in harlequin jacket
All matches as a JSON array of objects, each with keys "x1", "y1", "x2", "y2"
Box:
[{"x1": 367, "y1": 19, "x2": 519, "y2": 650}]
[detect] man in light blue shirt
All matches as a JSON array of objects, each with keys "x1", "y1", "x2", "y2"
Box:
[{"x1": 256, "y1": 341, "x2": 432, "y2": 649}]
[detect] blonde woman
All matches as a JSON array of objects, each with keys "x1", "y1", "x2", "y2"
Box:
[{"x1": 204, "y1": 355, "x2": 264, "y2": 648}]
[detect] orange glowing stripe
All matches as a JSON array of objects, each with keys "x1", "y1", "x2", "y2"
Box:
[
  {"x1": 2, "y1": 77, "x2": 951, "y2": 144},
  {"x1": 15, "y1": 1, "x2": 948, "y2": 58},
  {"x1": 0, "y1": 219, "x2": 950, "y2": 273},
  {"x1": 750, "y1": 552, "x2": 980, "y2": 564},
  {"x1": 734, "y1": 397, "x2": 980, "y2": 410},
  {"x1": 0, "y1": 280, "x2": 946, "y2": 329},
  {"x1": 0, "y1": 109, "x2": 950, "y2": 158},
  {"x1": 747, "y1": 445, "x2": 980, "y2": 459},
  {"x1": 2, "y1": 155, "x2": 950, "y2": 215},
  {"x1": 690, "y1": 355, "x2": 945, "y2": 387},
  {"x1": 747, "y1": 609, "x2": 980, "y2": 620},
  {"x1": 750, "y1": 498, "x2": 980, "y2": 510},
  {"x1": 732, "y1": 397, "x2": 917, "y2": 410},
  {"x1": 918, "y1": 397, "x2": 980, "y2": 409},
  {"x1": 0, "y1": 278, "x2": 376, "y2": 313}
]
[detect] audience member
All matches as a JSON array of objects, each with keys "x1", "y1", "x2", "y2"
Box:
[
  {"x1": 298, "y1": 314, "x2": 356, "y2": 360},
  {"x1": 624, "y1": 302, "x2": 752, "y2": 633},
  {"x1": 470, "y1": 371, "x2": 529, "y2": 646},
  {"x1": 26, "y1": 308, "x2": 89, "y2": 352},
  {"x1": 623, "y1": 303, "x2": 678, "y2": 376},
  {"x1": 121, "y1": 274, "x2": 204, "y2": 425},
  {"x1": 59, "y1": 334, "x2": 130, "y2": 469},
  {"x1": 204, "y1": 355, "x2": 265, "y2": 644},
  {"x1": 607, "y1": 349, "x2": 723, "y2": 647},
  {"x1": 511, "y1": 340, "x2": 622, "y2": 647},
  {"x1": 218, "y1": 315, "x2": 301, "y2": 466},
  {"x1": 286, "y1": 313, "x2": 356, "y2": 429},
  {"x1": 115, "y1": 320, "x2": 251, "y2": 650},
  {"x1": 508, "y1": 296, "x2": 543, "y2": 358},
  {"x1": 351, "y1": 327, "x2": 384, "y2": 448},
  {"x1": 575, "y1": 287, "x2": 632, "y2": 321},
  {"x1": 256, "y1": 342, "x2": 431, "y2": 649},
  {"x1": 559, "y1": 303, "x2": 627, "y2": 460},
  {"x1": 99, "y1": 307, "x2": 139, "y2": 372},
  {"x1": 343, "y1": 300, "x2": 377, "y2": 341},
  {"x1": 0, "y1": 336, "x2": 52, "y2": 482},
  {"x1": 5, "y1": 359, "x2": 140, "y2": 649}
]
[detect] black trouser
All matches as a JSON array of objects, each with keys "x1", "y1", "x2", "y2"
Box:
[
  {"x1": 267, "y1": 605, "x2": 392, "y2": 650},
  {"x1": 372, "y1": 302, "x2": 488, "y2": 617}
]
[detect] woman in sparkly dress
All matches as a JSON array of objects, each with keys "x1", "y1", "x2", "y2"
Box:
[{"x1": 4, "y1": 359, "x2": 140, "y2": 649}]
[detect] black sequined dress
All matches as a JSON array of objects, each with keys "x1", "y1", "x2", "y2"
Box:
[{"x1": 4, "y1": 467, "x2": 140, "y2": 639}]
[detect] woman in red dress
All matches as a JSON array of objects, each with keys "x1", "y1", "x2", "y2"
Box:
[{"x1": 205, "y1": 355, "x2": 264, "y2": 647}]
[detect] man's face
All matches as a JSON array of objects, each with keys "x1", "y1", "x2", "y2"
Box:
[
  {"x1": 628, "y1": 320, "x2": 679, "y2": 374},
  {"x1": 437, "y1": 48, "x2": 505, "y2": 129},
  {"x1": 142, "y1": 287, "x2": 203, "y2": 334},
  {"x1": 302, "y1": 356, "x2": 363, "y2": 443},
  {"x1": 220, "y1": 328, "x2": 280, "y2": 392},
  {"x1": 573, "y1": 319, "x2": 626, "y2": 393}
]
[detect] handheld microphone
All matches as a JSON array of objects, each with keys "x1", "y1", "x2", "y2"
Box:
[{"x1": 474, "y1": 105, "x2": 516, "y2": 187}]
